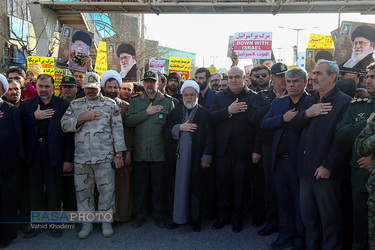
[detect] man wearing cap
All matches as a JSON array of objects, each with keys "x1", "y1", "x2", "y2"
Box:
[
  {"x1": 166, "y1": 72, "x2": 182, "y2": 102},
  {"x1": 20, "y1": 74, "x2": 74, "y2": 239},
  {"x1": 164, "y1": 80, "x2": 213, "y2": 232},
  {"x1": 0, "y1": 74, "x2": 23, "y2": 248},
  {"x1": 342, "y1": 25, "x2": 375, "y2": 69},
  {"x1": 124, "y1": 70, "x2": 174, "y2": 228},
  {"x1": 61, "y1": 75, "x2": 77, "y2": 103},
  {"x1": 335, "y1": 62, "x2": 375, "y2": 250},
  {"x1": 291, "y1": 61, "x2": 352, "y2": 249},
  {"x1": 117, "y1": 43, "x2": 137, "y2": 80},
  {"x1": 61, "y1": 72, "x2": 126, "y2": 239},
  {"x1": 208, "y1": 66, "x2": 261, "y2": 233},
  {"x1": 101, "y1": 70, "x2": 134, "y2": 223},
  {"x1": 252, "y1": 62, "x2": 288, "y2": 237}
]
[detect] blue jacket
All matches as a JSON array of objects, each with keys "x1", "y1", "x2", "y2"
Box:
[
  {"x1": 20, "y1": 95, "x2": 74, "y2": 166},
  {"x1": 291, "y1": 86, "x2": 351, "y2": 182},
  {"x1": 260, "y1": 93, "x2": 308, "y2": 171}
]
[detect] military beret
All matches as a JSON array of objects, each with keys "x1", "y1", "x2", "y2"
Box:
[
  {"x1": 116, "y1": 43, "x2": 136, "y2": 57},
  {"x1": 351, "y1": 25, "x2": 375, "y2": 42}
]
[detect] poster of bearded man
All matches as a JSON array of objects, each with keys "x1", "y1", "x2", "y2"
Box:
[{"x1": 107, "y1": 42, "x2": 137, "y2": 81}]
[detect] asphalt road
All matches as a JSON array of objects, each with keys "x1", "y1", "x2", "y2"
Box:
[{"x1": 7, "y1": 216, "x2": 279, "y2": 250}]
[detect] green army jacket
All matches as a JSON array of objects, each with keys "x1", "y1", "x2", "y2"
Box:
[{"x1": 124, "y1": 91, "x2": 174, "y2": 162}]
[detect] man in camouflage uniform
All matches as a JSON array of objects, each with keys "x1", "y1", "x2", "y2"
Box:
[
  {"x1": 335, "y1": 62, "x2": 375, "y2": 250},
  {"x1": 124, "y1": 70, "x2": 174, "y2": 228},
  {"x1": 61, "y1": 72, "x2": 126, "y2": 239},
  {"x1": 355, "y1": 63, "x2": 375, "y2": 249}
]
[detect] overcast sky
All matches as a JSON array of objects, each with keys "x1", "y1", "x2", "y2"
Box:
[{"x1": 144, "y1": 13, "x2": 375, "y2": 71}]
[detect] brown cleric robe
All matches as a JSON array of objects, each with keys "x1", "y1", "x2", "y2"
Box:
[{"x1": 114, "y1": 98, "x2": 134, "y2": 222}]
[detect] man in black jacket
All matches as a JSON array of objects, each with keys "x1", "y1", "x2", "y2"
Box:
[
  {"x1": 291, "y1": 61, "x2": 351, "y2": 249},
  {"x1": 208, "y1": 66, "x2": 261, "y2": 233}
]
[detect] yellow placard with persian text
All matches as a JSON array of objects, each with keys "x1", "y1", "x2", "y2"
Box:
[
  {"x1": 307, "y1": 34, "x2": 333, "y2": 49},
  {"x1": 94, "y1": 41, "x2": 108, "y2": 77},
  {"x1": 168, "y1": 57, "x2": 192, "y2": 81},
  {"x1": 54, "y1": 69, "x2": 63, "y2": 96},
  {"x1": 27, "y1": 56, "x2": 54, "y2": 77},
  {"x1": 288, "y1": 65, "x2": 299, "y2": 69},
  {"x1": 207, "y1": 67, "x2": 217, "y2": 74}
]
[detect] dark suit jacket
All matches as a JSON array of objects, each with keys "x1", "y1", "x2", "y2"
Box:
[
  {"x1": 20, "y1": 95, "x2": 74, "y2": 166},
  {"x1": 261, "y1": 93, "x2": 308, "y2": 170},
  {"x1": 208, "y1": 87, "x2": 261, "y2": 160}
]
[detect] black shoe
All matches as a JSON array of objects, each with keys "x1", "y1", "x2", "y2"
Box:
[
  {"x1": 113, "y1": 221, "x2": 123, "y2": 227},
  {"x1": 212, "y1": 219, "x2": 230, "y2": 230},
  {"x1": 167, "y1": 222, "x2": 179, "y2": 230},
  {"x1": 269, "y1": 238, "x2": 294, "y2": 250},
  {"x1": 132, "y1": 218, "x2": 145, "y2": 228},
  {"x1": 24, "y1": 228, "x2": 45, "y2": 239},
  {"x1": 191, "y1": 222, "x2": 201, "y2": 232},
  {"x1": 155, "y1": 218, "x2": 166, "y2": 228},
  {"x1": 252, "y1": 217, "x2": 265, "y2": 227},
  {"x1": 50, "y1": 228, "x2": 63, "y2": 238},
  {"x1": 20, "y1": 224, "x2": 32, "y2": 234},
  {"x1": 258, "y1": 226, "x2": 278, "y2": 236},
  {"x1": 232, "y1": 221, "x2": 243, "y2": 233}
]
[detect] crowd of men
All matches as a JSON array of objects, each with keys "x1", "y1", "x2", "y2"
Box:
[{"x1": 1, "y1": 54, "x2": 375, "y2": 250}]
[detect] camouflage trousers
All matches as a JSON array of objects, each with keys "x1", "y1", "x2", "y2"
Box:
[
  {"x1": 75, "y1": 162, "x2": 115, "y2": 214},
  {"x1": 367, "y1": 172, "x2": 375, "y2": 249}
]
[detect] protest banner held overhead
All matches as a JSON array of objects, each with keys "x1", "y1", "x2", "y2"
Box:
[
  {"x1": 27, "y1": 56, "x2": 55, "y2": 77},
  {"x1": 168, "y1": 57, "x2": 192, "y2": 81},
  {"x1": 57, "y1": 25, "x2": 94, "y2": 71},
  {"x1": 207, "y1": 67, "x2": 217, "y2": 74},
  {"x1": 54, "y1": 69, "x2": 63, "y2": 96},
  {"x1": 94, "y1": 41, "x2": 108, "y2": 77},
  {"x1": 233, "y1": 32, "x2": 272, "y2": 59},
  {"x1": 307, "y1": 34, "x2": 333, "y2": 49},
  {"x1": 149, "y1": 59, "x2": 165, "y2": 73}
]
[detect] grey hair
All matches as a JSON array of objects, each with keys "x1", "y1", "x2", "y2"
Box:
[
  {"x1": 286, "y1": 67, "x2": 308, "y2": 81},
  {"x1": 316, "y1": 60, "x2": 339, "y2": 81}
]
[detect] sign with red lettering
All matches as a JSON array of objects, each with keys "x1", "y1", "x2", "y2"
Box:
[
  {"x1": 234, "y1": 32, "x2": 272, "y2": 59},
  {"x1": 149, "y1": 58, "x2": 165, "y2": 73}
]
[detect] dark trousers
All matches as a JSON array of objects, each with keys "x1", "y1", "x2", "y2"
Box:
[
  {"x1": 29, "y1": 142, "x2": 63, "y2": 212},
  {"x1": 0, "y1": 166, "x2": 18, "y2": 245},
  {"x1": 201, "y1": 164, "x2": 216, "y2": 219},
  {"x1": 62, "y1": 174, "x2": 77, "y2": 211},
  {"x1": 300, "y1": 176, "x2": 343, "y2": 250},
  {"x1": 133, "y1": 161, "x2": 165, "y2": 220},
  {"x1": 16, "y1": 161, "x2": 30, "y2": 222},
  {"x1": 251, "y1": 161, "x2": 265, "y2": 222},
  {"x1": 273, "y1": 158, "x2": 304, "y2": 248},
  {"x1": 215, "y1": 156, "x2": 249, "y2": 222},
  {"x1": 262, "y1": 144, "x2": 278, "y2": 229},
  {"x1": 352, "y1": 190, "x2": 369, "y2": 250}
]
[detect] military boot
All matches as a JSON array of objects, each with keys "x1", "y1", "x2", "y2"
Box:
[
  {"x1": 78, "y1": 223, "x2": 93, "y2": 239},
  {"x1": 102, "y1": 223, "x2": 113, "y2": 237}
]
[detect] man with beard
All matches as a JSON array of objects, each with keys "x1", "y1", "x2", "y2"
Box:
[
  {"x1": 61, "y1": 75, "x2": 77, "y2": 102},
  {"x1": 20, "y1": 74, "x2": 74, "y2": 239},
  {"x1": 219, "y1": 75, "x2": 228, "y2": 91},
  {"x1": 61, "y1": 72, "x2": 125, "y2": 239},
  {"x1": 3, "y1": 79, "x2": 22, "y2": 107},
  {"x1": 6, "y1": 66, "x2": 26, "y2": 100},
  {"x1": 210, "y1": 73, "x2": 222, "y2": 91},
  {"x1": 209, "y1": 66, "x2": 261, "y2": 233},
  {"x1": 0, "y1": 74, "x2": 23, "y2": 248},
  {"x1": 101, "y1": 70, "x2": 133, "y2": 223},
  {"x1": 117, "y1": 43, "x2": 137, "y2": 80},
  {"x1": 164, "y1": 80, "x2": 214, "y2": 232},
  {"x1": 306, "y1": 71, "x2": 316, "y2": 95},
  {"x1": 124, "y1": 70, "x2": 174, "y2": 228},
  {"x1": 342, "y1": 25, "x2": 375, "y2": 69},
  {"x1": 195, "y1": 67, "x2": 216, "y2": 110},
  {"x1": 166, "y1": 72, "x2": 182, "y2": 102}
]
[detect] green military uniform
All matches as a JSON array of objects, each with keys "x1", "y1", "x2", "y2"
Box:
[
  {"x1": 336, "y1": 97, "x2": 375, "y2": 249},
  {"x1": 124, "y1": 89, "x2": 174, "y2": 222},
  {"x1": 61, "y1": 94, "x2": 126, "y2": 214},
  {"x1": 355, "y1": 116, "x2": 375, "y2": 249}
]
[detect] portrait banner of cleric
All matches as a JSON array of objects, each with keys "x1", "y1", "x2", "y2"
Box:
[
  {"x1": 341, "y1": 25, "x2": 375, "y2": 70},
  {"x1": 117, "y1": 43, "x2": 137, "y2": 80}
]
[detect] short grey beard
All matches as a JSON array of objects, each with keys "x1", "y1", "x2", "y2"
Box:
[{"x1": 183, "y1": 99, "x2": 198, "y2": 109}]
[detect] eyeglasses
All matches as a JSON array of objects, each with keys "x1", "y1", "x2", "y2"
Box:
[
  {"x1": 353, "y1": 41, "x2": 370, "y2": 47},
  {"x1": 256, "y1": 73, "x2": 268, "y2": 78}
]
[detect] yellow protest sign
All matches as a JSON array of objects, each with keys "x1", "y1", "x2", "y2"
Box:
[
  {"x1": 27, "y1": 56, "x2": 55, "y2": 77},
  {"x1": 168, "y1": 57, "x2": 192, "y2": 80},
  {"x1": 307, "y1": 34, "x2": 333, "y2": 49},
  {"x1": 94, "y1": 41, "x2": 108, "y2": 77},
  {"x1": 54, "y1": 69, "x2": 63, "y2": 96},
  {"x1": 207, "y1": 67, "x2": 217, "y2": 74},
  {"x1": 288, "y1": 65, "x2": 299, "y2": 69}
]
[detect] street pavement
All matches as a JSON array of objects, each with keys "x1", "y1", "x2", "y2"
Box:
[{"x1": 7, "y1": 216, "x2": 279, "y2": 250}]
